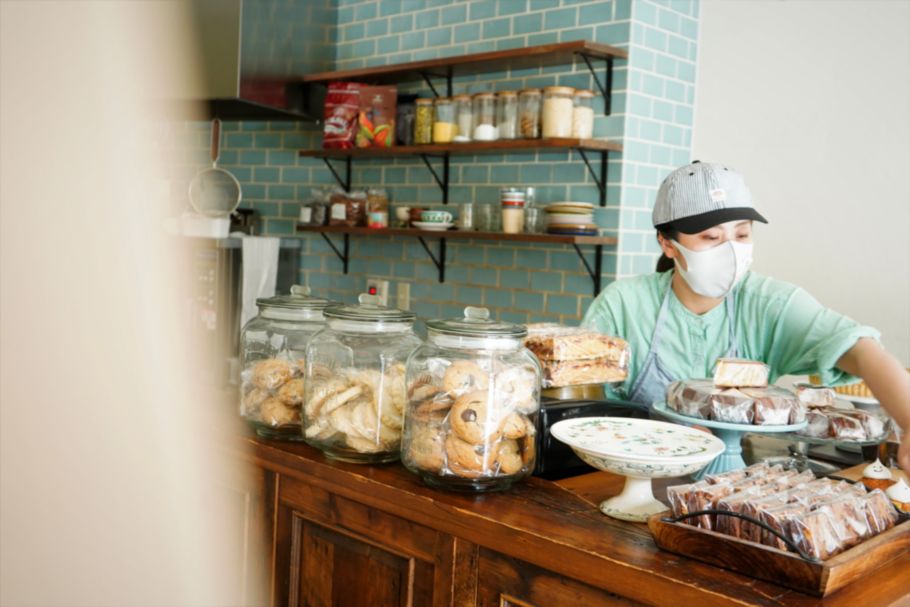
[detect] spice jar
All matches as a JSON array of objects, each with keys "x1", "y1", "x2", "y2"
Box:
[
  {"x1": 541, "y1": 86, "x2": 575, "y2": 138},
  {"x1": 401, "y1": 306, "x2": 541, "y2": 492},
  {"x1": 414, "y1": 98, "x2": 434, "y2": 144},
  {"x1": 495, "y1": 91, "x2": 518, "y2": 140},
  {"x1": 453, "y1": 94, "x2": 473, "y2": 142},
  {"x1": 240, "y1": 286, "x2": 336, "y2": 440},
  {"x1": 472, "y1": 93, "x2": 497, "y2": 141},
  {"x1": 518, "y1": 88, "x2": 541, "y2": 138},
  {"x1": 433, "y1": 97, "x2": 456, "y2": 143},
  {"x1": 572, "y1": 89, "x2": 595, "y2": 139},
  {"x1": 500, "y1": 188, "x2": 525, "y2": 234},
  {"x1": 302, "y1": 294, "x2": 421, "y2": 463}
]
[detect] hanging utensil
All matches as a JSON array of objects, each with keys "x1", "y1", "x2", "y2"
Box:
[{"x1": 188, "y1": 118, "x2": 242, "y2": 217}]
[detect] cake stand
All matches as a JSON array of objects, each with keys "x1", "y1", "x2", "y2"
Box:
[
  {"x1": 550, "y1": 417, "x2": 725, "y2": 522},
  {"x1": 652, "y1": 402, "x2": 808, "y2": 479}
]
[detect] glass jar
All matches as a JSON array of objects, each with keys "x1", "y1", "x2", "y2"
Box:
[
  {"x1": 500, "y1": 188, "x2": 525, "y2": 234},
  {"x1": 572, "y1": 89, "x2": 595, "y2": 139},
  {"x1": 453, "y1": 94, "x2": 473, "y2": 142},
  {"x1": 240, "y1": 286, "x2": 336, "y2": 440},
  {"x1": 401, "y1": 307, "x2": 541, "y2": 492},
  {"x1": 495, "y1": 91, "x2": 518, "y2": 140},
  {"x1": 541, "y1": 86, "x2": 575, "y2": 138},
  {"x1": 472, "y1": 93, "x2": 497, "y2": 141},
  {"x1": 433, "y1": 97, "x2": 456, "y2": 143},
  {"x1": 518, "y1": 88, "x2": 541, "y2": 139},
  {"x1": 302, "y1": 294, "x2": 421, "y2": 463},
  {"x1": 414, "y1": 98, "x2": 434, "y2": 145}
]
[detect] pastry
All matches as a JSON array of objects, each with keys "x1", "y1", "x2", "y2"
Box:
[
  {"x1": 524, "y1": 324, "x2": 629, "y2": 362},
  {"x1": 278, "y1": 378, "x2": 305, "y2": 406},
  {"x1": 861, "y1": 459, "x2": 896, "y2": 491},
  {"x1": 443, "y1": 360, "x2": 489, "y2": 396},
  {"x1": 885, "y1": 478, "x2": 910, "y2": 513},
  {"x1": 496, "y1": 439, "x2": 524, "y2": 475},
  {"x1": 796, "y1": 383, "x2": 836, "y2": 408},
  {"x1": 444, "y1": 434, "x2": 489, "y2": 478},
  {"x1": 260, "y1": 396, "x2": 299, "y2": 427},
  {"x1": 862, "y1": 489, "x2": 900, "y2": 534},
  {"x1": 405, "y1": 426, "x2": 446, "y2": 473},
  {"x1": 712, "y1": 358, "x2": 769, "y2": 388},
  {"x1": 539, "y1": 357, "x2": 628, "y2": 388},
  {"x1": 251, "y1": 358, "x2": 294, "y2": 391},
  {"x1": 494, "y1": 366, "x2": 538, "y2": 413},
  {"x1": 498, "y1": 411, "x2": 528, "y2": 440},
  {"x1": 450, "y1": 390, "x2": 498, "y2": 445}
]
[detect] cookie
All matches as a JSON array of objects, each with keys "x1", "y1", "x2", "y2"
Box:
[
  {"x1": 443, "y1": 360, "x2": 490, "y2": 397},
  {"x1": 496, "y1": 439, "x2": 524, "y2": 475},
  {"x1": 278, "y1": 378, "x2": 305, "y2": 406},
  {"x1": 243, "y1": 387, "x2": 270, "y2": 415},
  {"x1": 495, "y1": 366, "x2": 537, "y2": 414},
  {"x1": 444, "y1": 434, "x2": 489, "y2": 478},
  {"x1": 252, "y1": 359, "x2": 293, "y2": 391},
  {"x1": 498, "y1": 412, "x2": 528, "y2": 440},
  {"x1": 450, "y1": 391, "x2": 499, "y2": 445},
  {"x1": 405, "y1": 426, "x2": 446, "y2": 472},
  {"x1": 260, "y1": 396, "x2": 299, "y2": 427}
]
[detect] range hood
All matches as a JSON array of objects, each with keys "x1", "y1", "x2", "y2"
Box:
[{"x1": 186, "y1": 0, "x2": 335, "y2": 121}]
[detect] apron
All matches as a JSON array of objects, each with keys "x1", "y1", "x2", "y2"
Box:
[{"x1": 627, "y1": 282, "x2": 739, "y2": 408}]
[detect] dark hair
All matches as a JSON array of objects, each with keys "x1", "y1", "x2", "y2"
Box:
[{"x1": 655, "y1": 225, "x2": 679, "y2": 273}]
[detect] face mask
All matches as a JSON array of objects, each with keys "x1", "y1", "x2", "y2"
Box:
[{"x1": 672, "y1": 239, "x2": 753, "y2": 298}]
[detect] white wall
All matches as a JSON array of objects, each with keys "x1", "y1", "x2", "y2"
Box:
[{"x1": 692, "y1": 0, "x2": 910, "y2": 363}]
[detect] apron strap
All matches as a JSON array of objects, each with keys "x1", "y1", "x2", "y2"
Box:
[{"x1": 649, "y1": 281, "x2": 675, "y2": 354}]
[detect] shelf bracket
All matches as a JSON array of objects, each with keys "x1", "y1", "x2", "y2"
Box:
[
  {"x1": 578, "y1": 53, "x2": 614, "y2": 115},
  {"x1": 576, "y1": 148, "x2": 608, "y2": 207},
  {"x1": 320, "y1": 233, "x2": 350, "y2": 274},
  {"x1": 572, "y1": 243, "x2": 604, "y2": 296},
  {"x1": 419, "y1": 68, "x2": 453, "y2": 97},
  {"x1": 321, "y1": 156, "x2": 352, "y2": 191},
  {"x1": 417, "y1": 236, "x2": 446, "y2": 283},
  {"x1": 419, "y1": 153, "x2": 451, "y2": 205}
]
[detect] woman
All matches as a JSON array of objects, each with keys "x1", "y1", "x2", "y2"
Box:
[{"x1": 582, "y1": 161, "x2": 910, "y2": 471}]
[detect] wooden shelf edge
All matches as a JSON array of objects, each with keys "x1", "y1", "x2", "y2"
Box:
[
  {"x1": 299, "y1": 138, "x2": 623, "y2": 158},
  {"x1": 295, "y1": 225, "x2": 618, "y2": 246},
  {"x1": 300, "y1": 40, "x2": 629, "y2": 84}
]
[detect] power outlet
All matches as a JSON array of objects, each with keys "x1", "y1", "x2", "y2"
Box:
[
  {"x1": 396, "y1": 282, "x2": 410, "y2": 310},
  {"x1": 365, "y1": 277, "x2": 389, "y2": 306}
]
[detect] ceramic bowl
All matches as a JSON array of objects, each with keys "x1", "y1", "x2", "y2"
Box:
[
  {"x1": 551, "y1": 417, "x2": 725, "y2": 521},
  {"x1": 420, "y1": 210, "x2": 453, "y2": 223}
]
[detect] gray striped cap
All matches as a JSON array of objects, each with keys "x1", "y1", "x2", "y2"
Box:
[{"x1": 652, "y1": 161, "x2": 767, "y2": 234}]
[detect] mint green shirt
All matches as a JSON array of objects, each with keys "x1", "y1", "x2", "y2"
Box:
[{"x1": 581, "y1": 271, "x2": 879, "y2": 400}]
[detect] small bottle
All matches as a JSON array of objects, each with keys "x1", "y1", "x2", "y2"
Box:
[
  {"x1": 472, "y1": 93, "x2": 497, "y2": 141},
  {"x1": 500, "y1": 188, "x2": 526, "y2": 234},
  {"x1": 518, "y1": 88, "x2": 542, "y2": 139},
  {"x1": 453, "y1": 94, "x2": 473, "y2": 142},
  {"x1": 541, "y1": 86, "x2": 574, "y2": 138},
  {"x1": 496, "y1": 91, "x2": 518, "y2": 140},
  {"x1": 572, "y1": 89, "x2": 595, "y2": 139},
  {"x1": 432, "y1": 97, "x2": 456, "y2": 143},
  {"x1": 414, "y1": 98, "x2": 434, "y2": 145}
]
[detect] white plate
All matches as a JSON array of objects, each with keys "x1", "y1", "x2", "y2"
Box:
[{"x1": 412, "y1": 221, "x2": 454, "y2": 231}]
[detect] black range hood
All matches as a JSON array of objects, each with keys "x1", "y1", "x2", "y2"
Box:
[{"x1": 187, "y1": 0, "x2": 335, "y2": 121}]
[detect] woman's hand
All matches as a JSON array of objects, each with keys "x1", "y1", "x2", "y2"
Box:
[{"x1": 837, "y1": 338, "x2": 910, "y2": 471}]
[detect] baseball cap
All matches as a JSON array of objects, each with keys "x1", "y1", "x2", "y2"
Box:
[{"x1": 652, "y1": 161, "x2": 768, "y2": 234}]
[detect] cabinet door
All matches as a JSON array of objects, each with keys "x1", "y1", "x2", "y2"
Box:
[{"x1": 274, "y1": 476, "x2": 444, "y2": 607}]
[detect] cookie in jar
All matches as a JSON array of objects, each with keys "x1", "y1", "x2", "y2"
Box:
[
  {"x1": 401, "y1": 307, "x2": 541, "y2": 492},
  {"x1": 240, "y1": 286, "x2": 336, "y2": 440},
  {"x1": 302, "y1": 294, "x2": 421, "y2": 463}
]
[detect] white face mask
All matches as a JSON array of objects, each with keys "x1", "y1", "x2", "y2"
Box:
[{"x1": 672, "y1": 239, "x2": 753, "y2": 298}]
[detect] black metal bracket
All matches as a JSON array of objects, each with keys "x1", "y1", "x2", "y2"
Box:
[
  {"x1": 419, "y1": 153, "x2": 451, "y2": 205},
  {"x1": 576, "y1": 149, "x2": 609, "y2": 207},
  {"x1": 417, "y1": 237, "x2": 446, "y2": 282},
  {"x1": 320, "y1": 233, "x2": 350, "y2": 273},
  {"x1": 321, "y1": 156, "x2": 351, "y2": 191},
  {"x1": 419, "y1": 68, "x2": 453, "y2": 97},
  {"x1": 578, "y1": 53, "x2": 614, "y2": 115},
  {"x1": 572, "y1": 243, "x2": 603, "y2": 296}
]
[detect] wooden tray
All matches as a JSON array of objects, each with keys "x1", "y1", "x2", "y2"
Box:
[{"x1": 648, "y1": 511, "x2": 910, "y2": 597}]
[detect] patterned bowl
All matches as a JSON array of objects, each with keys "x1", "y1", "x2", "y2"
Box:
[{"x1": 551, "y1": 417, "x2": 725, "y2": 522}]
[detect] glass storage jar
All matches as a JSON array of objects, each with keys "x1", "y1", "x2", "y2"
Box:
[
  {"x1": 302, "y1": 294, "x2": 421, "y2": 463},
  {"x1": 240, "y1": 286, "x2": 336, "y2": 440},
  {"x1": 401, "y1": 307, "x2": 541, "y2": 492},
  {"x1": 472, "y1": 93, "x2": 497, "y2": 141},
  {"x1": 541, "y1": 86, "x2": 575, "y2": 138},
  {"x1": 518, "y1": 88, "x2": 541, "y2": 138},
  {"x1": 495, "y1": 91, "x2": 518, "y2": 139},
  {"x1": 433, "y1": 97, "x2": 456, "y2": 143},
  {"x1": 572, "y1": 89, "x2": 595, "y2": 138},
  {"x1": 414, "y1": 98, "x2": 434, "y2": 144},
  {"x1": 453, "y1": 94, "x2": 473, "y2": 142}
]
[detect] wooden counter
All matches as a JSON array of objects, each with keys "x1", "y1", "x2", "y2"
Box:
[{"x1": 224, "y1": 434, "x2": 910, "y2": 606}]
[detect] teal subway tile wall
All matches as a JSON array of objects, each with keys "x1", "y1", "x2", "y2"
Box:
[{"x1": 181, "y1": 0, "x2": 698, "y2": 324}]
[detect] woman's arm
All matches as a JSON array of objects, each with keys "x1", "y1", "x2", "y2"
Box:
[{"x1": 837, "y1": 338, "x2": 910, "y2": 471}]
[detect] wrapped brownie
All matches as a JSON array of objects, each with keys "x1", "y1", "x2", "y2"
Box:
[{"x1": 713, "y1": 358, "x2": 769, "y2": 388}]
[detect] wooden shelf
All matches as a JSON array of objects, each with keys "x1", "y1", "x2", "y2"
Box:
[
  {"x1": 296, "y1": 225, "x2": 615, "y2": 296},
  {"x1": 299, "y1": 138, "x2": 622, "y2": 159},
  {"x1": 300, "y1": 40, "x2": 628, "y2": 86}
]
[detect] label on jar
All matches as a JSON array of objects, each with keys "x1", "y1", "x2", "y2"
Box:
[
  {"x1": 299, "y1": 207, "x2": 313, "y2": 223},
  {"x1": 331, "y1": 203, "x2": 347, "y2": 221}
]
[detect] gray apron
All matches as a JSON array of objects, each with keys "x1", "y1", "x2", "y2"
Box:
[{"x1": 627, "y1": 283, "x2": 739, "y2": 408}]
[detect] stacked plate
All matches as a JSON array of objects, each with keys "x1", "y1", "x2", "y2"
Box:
[{"x1": 545, "y1": 202, "x2": 597, "y2": 235}]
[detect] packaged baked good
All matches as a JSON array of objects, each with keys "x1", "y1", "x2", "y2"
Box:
[
  {"x1": 710, "y1": 388, "x2": 755, "y2": 424},
  {"x1": 790, "y1": 508, "x2": 843, "y2": 560},
  {"x1": 355, "y1": 85, "x2": 397, "y2": 148},
  {"x1": 523, "y1": 324, "x2": 630, "y2": 388},
  {"x1": 796, "y1": 383, "x2": 836, "y2": 408},
  {"x1": 540, "y1": 357, "x2": 628, "y2": 387},
  {"x1": 714, "y1": 487, "x2": 762, "y2": 538},
  {"x1": 802, "y1": 408, "x2": 831, "y2": 438},
  {"x1": 666, "y1": 379, "x2": 713, "y2": 419},
  {"x1": 760, "y1": 501, "x2": 809, "y2": 550},
  {"x1": 323, "y1": 82, "x2": 362, "y2": 149},
  {"x1": 687, "y1": 482, "x2": 735, "y2": 530},
  {"x1": 666, "y1": 480, "x2": 707, "y2": 518},
  {"x1": 667, "y1": 380, "x2": 801, "y2": 426},
  {"x1": 861, "y1": 489, "x2": 900, "y2": 535},
  {"x1": 713, "y1": 358, "x2": 769, "y2": 388},
  {"x1": 328, "y1": 189, "x2": 367, "y2": 227}
]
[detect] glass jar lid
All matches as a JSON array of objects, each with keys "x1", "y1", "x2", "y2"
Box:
[
  {"x1": 324, "y1": 293, "x2": 416, "y2": 324},
  {"x1": 543, "y1": 86, "x2": 575, "y2": 95},
  {"x1": 518, "y1": 88, "x2": 542, "y2": 96},
  {"x1": 473, "y1": 92, "x2": 495, "y2": 99},
  {"x1": 453, "y1": 94, "x2": 471, "y2": 102},
  {"x1": 496, "y1": 90, "x2": 518, "y2": 98},
  {"x1": 426, "y1": 307, "x2": 527, "y2": 339},
  {"x1": 574, "y1": 89, "x2": 594, "y2": 98},
  {"x1": 256, "y1": 285, "x2": 336, "y2": 320},
  {"x1": 415, "y1": 98, "x2": 434, "y2": 105},
  {"x1": 433, "y1": 96, "x2": 451, "y2": 104}
]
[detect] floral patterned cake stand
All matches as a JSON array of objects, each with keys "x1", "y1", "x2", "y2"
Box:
[
  {"x1": 652, "y1": 402, "x2": 808, "y2": 479},
  {"x1": 551, "y1": 417, "x2": 726, "y2": 522}
]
